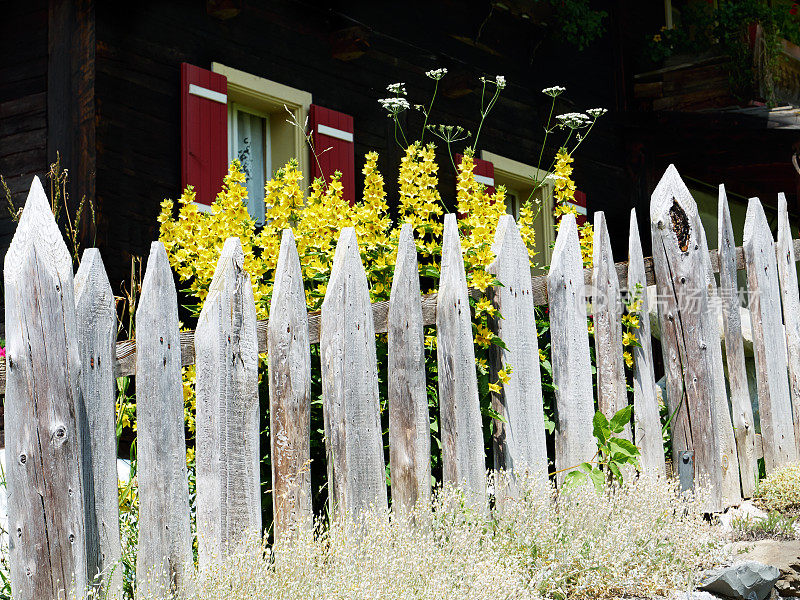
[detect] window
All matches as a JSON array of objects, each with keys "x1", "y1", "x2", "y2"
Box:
[
  {"x1": 211, "y1": 63, "x2": 312, "y2": 222},
  {"x1": 481, "y1": 151, "x2": 556, "y2": 270}
]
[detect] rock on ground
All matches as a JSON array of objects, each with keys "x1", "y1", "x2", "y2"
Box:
[
  {"x1": 698, "y1": 560, "x2": 780, "y2": 600},
  {"x1": 732, "y1": 540, "x2": 800, "y2": 597}
]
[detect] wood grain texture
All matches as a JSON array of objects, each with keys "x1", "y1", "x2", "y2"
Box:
[
  {"x1": 268, "y1": 230, "x2": 312, "y2": 537},
  {"x1": 195, "y1": 237, "x2": 261, "y2": 566},
  {"x1": 627, "y1": 210, "x2": 666, "y2": 477},
  {"x1": 487, "y1": 215, "x2": 548, "y2": 486},
  {"x1": 320, "y1": 228, "x2": 387, "y2": 518},
  {"x1": 650, "y1": 164, "x2": 723, "y2": 511},
  {"x1": 74, "y1": 248, "x2": 122, "y2": 599},
  {"x1": 135, "y1": 242, "x2": 194, "y2": 599},
  {"x1": 718, "y1": 188, "x2": 757, "y2": 498},
  {"x1": 4, "y1": 177, "x2": 88, "y2": 600},
  {"x1": 744, "y1": 198, "x2": 798, "y2": 473},
  {"x1": 776, "y1": 192, "x2": 800, "y2": 459},
  {"x1": 592, "y1": 211, "x2": 630, "y2": 439},
  {"x1": 387, "y1": 224, "x2": 431, "y2": 512},
  {"x1": 548, "y1": 214, "x2": 595, "y2": 487},
  {"x1": 437, "y1": 214, "x2": 486, "y2": 508}
]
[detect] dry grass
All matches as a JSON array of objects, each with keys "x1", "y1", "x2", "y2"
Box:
[
  {"x1": 755, "y1": 462, "x2": 800, "y2": 515},
  {"x1": 152, "y1": 474, "x2": 727, "y2": 600}
]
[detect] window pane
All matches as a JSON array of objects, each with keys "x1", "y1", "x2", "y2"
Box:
[{"x1": 236, "y1": 110, "x2": 266, "y2": 223}]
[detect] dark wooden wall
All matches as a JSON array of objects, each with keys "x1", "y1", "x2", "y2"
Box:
[{"x1": 93, "y1": 0, "x2": 628, "y2": 285}]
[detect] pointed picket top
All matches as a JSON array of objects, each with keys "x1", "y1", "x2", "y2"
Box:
[
  {"x1": 203, "y1": 237, "x2": 245, "y2": 305},
  {"x1": 592, "y1": 211, "x2": 629, "y2": 438},
  {"x1": 5, "y1": 176, "x2": 72, "y2": 281},
  {"x1": 547, "y1": 213, "x2": 595, "y2": 486},
  {"x1": 74, "y1": 249, "x2": 123, "y2": 599},
  {"x1": 718, "y1": 187, "x2": 757, "y2": 497},
  {"x1": 268, "y1": 229, "x2": 312, "y2": 537},
  {"x1": 745, "y1": 197, "x2": 798, "y2": 471},
  {"x1": 437, "y1": 213, "x2": 486, "y2": 508},
  {"x1": 321, "y1": 227, "x2": 387, "y2": 517},
  {"x1": 388, "y1": 223, "x2": 430, "y2": 512},
  {"x1": 487, "y1": 214, "x2": 548, "y2": 485},
  {"x1": 776, "y1": 192, "x2": 800, "y2": 459},
  {"x1": 650, "y1": 163, "x2": 701, "y2": 230},
  {"x1": 627, "y1": 210, "x2": 665, "y2": 477}
]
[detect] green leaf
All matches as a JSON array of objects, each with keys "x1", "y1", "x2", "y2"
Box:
[
  {"x1": 563, "y1": 470, "x2": 588, "y2": 489},
  {"x1": 609, "y1": 437, "x2": 640, "y2": 458},
  {"x1": 490, "y1": 336, "x2": 509, "y2": 351},
  {"x1": 589, "y1": 467, "x2": 605, "y2": 493},
  {"x1": 422, "y1": 265, "x2": 440, "y2": 279},
  {"x1": 593, "y1": 411, "x2": 610, "y2": 445},
  {"x1": 608, "y1": 461, "x2": 623, "y2": 483},
  {"x1": 578, "y1": 462, "x2": 593, "y2": 473},
  {"x1": 609, "y1": 405, "x2": 633, "y2": 434}
]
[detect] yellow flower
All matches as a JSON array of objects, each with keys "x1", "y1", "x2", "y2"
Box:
[
  {"x1": 623, "y1": 351, "x2": 634, "y2": 369},
  {"x1": 488, "y1": 382, "x2": 501, "y2": 394},
  {"x1": 497, "y1": 368, "x2": 511, "y2": 385},
  {"x1": 622, "y1": 331, "x2": 638, "y2": 347},
  {"x1": 539, "y1": 349, "x2": 547, "y2": 362},
  {"x1": 475, "y1": 298, "x2": 496, "y2": 316}
]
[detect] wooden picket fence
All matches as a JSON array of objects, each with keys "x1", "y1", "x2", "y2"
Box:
[{"x1": 3, "y1": 164, "x2": 800, "y2": 600}]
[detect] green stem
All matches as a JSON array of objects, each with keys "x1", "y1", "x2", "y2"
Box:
[
  {"x1": 536, "y1": 97, "x2": 557, "y2": 174},
  {"x1": 421, "y1": 80, "x2": 439, "y2": 143}
]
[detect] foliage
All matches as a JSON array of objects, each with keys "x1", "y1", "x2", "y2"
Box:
[
  {"x1": 755, "y1": 461, "x2": 800, "y2": 514},
  {"x1": 542, "y1": 0, "x2": 608, "y2": 51},
  {"x1": 562, "y1": 406, "x2": 640, "y2": 491},
  {"x1": 731, "y1": 510, "x2": 798, "y2": 541},
  {"x1": 154, "y1": 476, "x2": 725, "y2": 600}
]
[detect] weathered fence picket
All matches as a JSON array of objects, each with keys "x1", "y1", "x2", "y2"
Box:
[
  {"x1": 135, "y1": 242, "x2": 194, "y2": 599},
  {"x1": 743, "y1": 197, "x2": 799, "y2": 472},
  {"x1": 387, "y1": 223, "x2": 431, "y2": 511},
  {"x1": 437, "y1": 214, "x2": 486, "y2": 507},
  {"x1": 592, "y1": 211, "x2": 630, "y2": 439},
  {"x1": 627, "y1": 210, "x2": 665, "y2": 477},
  {"x1": 650, "y1": 165, "x2": 724, "y2": 511},
  {"x1": 268, "y1": 229, "x2": 312, "y2": 537},
  {"x1": 718, "y1": 188, "x2": 757, "y2": 498},
  {"x1": 4, "y1": 177, "x2": 89, "y2": 600},
  {"x1": 548, "y1": 213, "x2": 595, "y2": 486},
  {"x1": 75, "y1": 249, "x2": 123, "y2": 599},
  {"x1": 196, "y1": 237, "x2": 261, "y2": 565},
  {"x1": 320, "y1": 227, "x2": 388, "y2": 517},
  {"x1": 487, "y1": 214, "x2": 548, "y2": 486},
  {"x1": 776, "y1": 192, "x2": 800, "y2": 459}
]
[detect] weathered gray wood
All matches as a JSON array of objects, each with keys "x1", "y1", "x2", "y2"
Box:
[
  {"x1": 135, "y1": 242, "x2": 194, "y2": 599},
  {"x1": 548, "y1": 213, "x2": 595, "y2": 487},
  {"x1": 650, "y1": 164, "x2": 723, "y2": 511},
  {"x1": 74, "y1": 249, "x2": 122, "y2": 599},
  {"x1": 487, "y1": 215, "x2": 548, "y2": 486},
  {"x1": 268, "y1": 230, "x2": 312, "y2": 538},
  {"x1": 776, "y1": 192, "x2": 800, "y2": 459},
  {"x1": 627, "y1": 210, "x2": 666, "y2": 478},
  {"x1": 387, "y1": 223, "x2": 431, "y2": 512},
  {"x1": 437, "y1": 214, "x2": 486, "y2": 507},
  {"x1": 718, "y1": 188, "x2": 757, "y2": 498},
  {"x1": 592, "y1": 211, "x2": 630, "y2": 439},
  {"x1": 196, "y1": 237, "x2": 261, "y2": 566},
  {"x1": 4, "y1": 176, "x2": 88, "y2": 600},
  {"x1": 744, "y1": 197, "x2": 799, "y2": 472},
  {"x1": 320, "y1": 227, "x2": 387, "y2": 517}
]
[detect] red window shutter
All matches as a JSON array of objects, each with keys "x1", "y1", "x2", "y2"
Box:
[
  {"x1": 181, "y1": 63, "x2": 228, "y2": 206},
  {"x1": 455, "y1": 154, "x2": 496, "y2": 195},
  {"x1": 309, "y1": 105, "x2": 355, "y2": 205},
  {"x1": 569, "y1": 190, "x2": 588, "y2": 226}
]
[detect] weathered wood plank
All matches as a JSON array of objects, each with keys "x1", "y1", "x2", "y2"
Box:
[
  {"x1": 196, "y1": 237, "x2": 261, "y2": 566},
  {"x1": 776, "y1": 192, "x2": 800, "y2": 459},
  {"x1": 548, "y1": 213, "x2": 595, "y2": 487},
  {"x1": 650, "y1": 164, "x2": 723, "y2": 511},
  {"x1": 437, "y1": 214, "x2": 486, "y2": 507},
  {"x1": 627, "y1": 209, "x2": 666, "y2": 477},
  {"x1": 135, "y1": 242, "x2": 194, "y2": 599},
  {"x1": 387, "y1": 223, "x2": 431, "y2": 512},
  {"x1": 592, "y1": 211, "x2": 630, "y2": 439},
  {"x1": 487, "y1": 214, "x2": 548, "y2": 486},
  {"x1": 75, "y1": 248, "x2": 122, "y2": 599},
  {"x1": 718, "y1": 187, "x2": 757, "y2": 498},
  {"x1": 320, "y1": 227, "x2": 387, "y2": 517},
  {"x1": 744, "y1": 197, "x2": 798, "y2": 472},
  {"x1": 4, "y1": 176, "x2": 88, "y2": 600},
  {"x1": 268, "y1": 230, "x2": 312, "y2": 537}
]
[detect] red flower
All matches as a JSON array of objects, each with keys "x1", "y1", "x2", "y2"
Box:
[{"x1": 792, "y1": 3, "x2": 798, "y2": 15}]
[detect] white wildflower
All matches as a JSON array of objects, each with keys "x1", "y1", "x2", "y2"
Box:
[
  {"x1": 542, "y1": 85, "x2": 566, "y2": 97},
  {"x1": 425, "y1": 68, "x2": 448, "y2": 80},
  {"x1": 386, "y1": 82, "x2": 407, "y2": 95},
  {"x1": 556, "y1": 112, "x2": 591, "y2": 129},
  {"x1": 378, "y1": 97, "x2": 411, "y2": 116},
  {"x1": 586, "y1": 107, "x2": 608, "y2": 118},
  {"x1": 495, "y1": 75, "x2": 506, "y2": 89}
]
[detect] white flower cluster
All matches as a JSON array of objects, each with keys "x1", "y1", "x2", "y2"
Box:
[
  {"x1": 425, "y1": 68, "x2": 448, "y2": 80},
  {"x1": 386, "y1": 82, "x2": 407, "y2": 95},
  {"x1": 480, "y1": 75, "x2": 506, "y2": 89},
  {"x1": 378, "y1": 97, "x2": 411, "y2": 115},
  {"x1": 556, "y1": 112, "x2": 591, "y2": 129},
  {"x1": 542, "y1": 85, "x2": 566, "y2": 97},
  {"x1": 586, "y1": 107, "x2": 608, "y2": 118}
]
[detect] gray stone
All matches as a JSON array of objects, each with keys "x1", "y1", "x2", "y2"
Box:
[{"x1": 698, "y1": 561, "x2": 781, "y2": 600}]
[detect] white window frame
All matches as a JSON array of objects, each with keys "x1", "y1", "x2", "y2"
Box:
[{"x1": 481, "y1": 150, "x2": 556, "y2": 266}]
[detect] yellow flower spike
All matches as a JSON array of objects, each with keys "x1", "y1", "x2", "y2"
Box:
[{"x1": 623, "y1": 351, "x2": 634, "y2": 369}]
